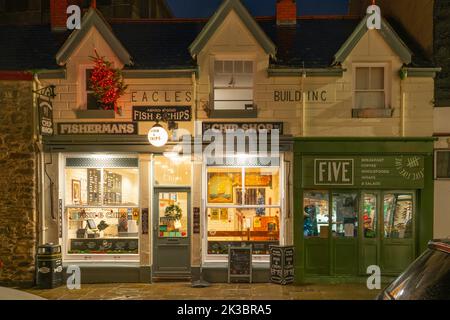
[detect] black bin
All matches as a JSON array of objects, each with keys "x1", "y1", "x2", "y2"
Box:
[
  {"x1": 36, "y1": 243, "x2": 63, "y2": 289},
  {"x1": 270, "y1": 245, "x2": 294, "y2": 285}
]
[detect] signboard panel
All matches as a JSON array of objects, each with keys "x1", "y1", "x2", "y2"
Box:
[
  {"x1": 228, "y1": 246, "x2": 252, "y2": 283},
  {"x1": 302, "y1": 156, "x2": 425, "y2": 189},
  {"x1": 133, "y1": 106, "x2": 191, "y2": 122},
  {"x1": 58, "y1": 122, "x2": 138, "y2": 135},
  {"x1": 38, "y1": 98, "x2": 54, "y2": 136},
  {"x1": 202, "y1": 122, "x2": 283, "y2": 134}
]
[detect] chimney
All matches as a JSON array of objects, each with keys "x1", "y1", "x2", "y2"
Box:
[
  {"x1": 50, "y1": 0, "x2": 68, "y2": 32},
  {"x1": 276, "y1": 0, "x2": 297, "y2": 26},
  {"x1": 51, "y1": 0, "x2": 84, "y2": 32}
]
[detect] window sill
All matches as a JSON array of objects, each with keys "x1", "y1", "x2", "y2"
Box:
[
  {"x1": 75, "y1": 109, "x2": 115, "y2": 119},
  {"x1": 352, "y1": 108, "x2": 394, "y2": 118},
  {"x1": 208, "y1": 109, "x2": 257, "y2": 119}
]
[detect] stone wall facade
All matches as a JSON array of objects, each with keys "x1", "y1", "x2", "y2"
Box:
[{"x1": 0, "y1": 80, "x2": 37, "y2": 286}]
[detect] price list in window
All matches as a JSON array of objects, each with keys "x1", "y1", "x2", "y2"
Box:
[{"x1": 88, "y1": 169, "x2": 101, "y2": 205}]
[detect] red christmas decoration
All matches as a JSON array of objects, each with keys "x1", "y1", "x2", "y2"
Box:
[{"x1": 89, "y1": 51, "x2": 128, "y2": 114}]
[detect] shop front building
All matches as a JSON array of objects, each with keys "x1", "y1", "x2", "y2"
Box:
[
  {"x1": 293, "y1": 138, "x2": 435, "y2": 283},
  {"x1": 3, "y1": 0, "x2": 437, "y2": 285}
]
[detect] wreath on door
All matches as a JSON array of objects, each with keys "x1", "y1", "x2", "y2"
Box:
[{"x1": 165, "y1": 204, "x2": 182, "y2": 221}]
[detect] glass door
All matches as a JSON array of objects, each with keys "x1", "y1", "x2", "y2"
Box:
[
  {"x1": 153, "y1": 188, "x2": 191, "y2": 278},
  {"x1": 359, "y1": 192, "x2": 380, "y2": 274},
  {"x1": 381, "y1": 192, "x2": 415, "y2": 274},
  {"x1": 331, "y1": 191, "x2": 359, "y2": 275}
]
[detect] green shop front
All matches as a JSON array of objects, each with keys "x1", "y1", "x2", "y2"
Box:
[{"x1": 293, "y1": 138, "x2": 435, "y2": 283}]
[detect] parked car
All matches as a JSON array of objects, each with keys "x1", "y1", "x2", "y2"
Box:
[{"x1": 377, "y1": 239, "x2": 450, "y2": 300}]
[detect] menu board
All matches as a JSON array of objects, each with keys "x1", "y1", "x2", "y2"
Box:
[
  {"x1": 88, "y1": 169, "x2": 101, "y2": 205},
  {"x1": 270, "y1": 246, "x2": 294, "y2": 285},
  {"x1": 228, "y1": 246, "x2": 252, "y2": 283}
]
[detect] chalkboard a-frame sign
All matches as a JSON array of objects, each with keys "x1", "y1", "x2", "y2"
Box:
[{"x1": 228, "y1": 246, "x2": 252, "y2": 283}]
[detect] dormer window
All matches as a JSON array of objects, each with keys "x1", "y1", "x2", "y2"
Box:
[
  {"x1": 353, "y1": 63, "x2": 393, "y2": 118},
  {"x1": 211, "y1": 59, "x2": 255, "y2": 117},
  {"x1": 85, "y1": 69, "x2": 101, "y2": 110}
]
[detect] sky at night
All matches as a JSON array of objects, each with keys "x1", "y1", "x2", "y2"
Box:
[{"x1": 166, "y1": 0, "x2": 350, "y2": 18}]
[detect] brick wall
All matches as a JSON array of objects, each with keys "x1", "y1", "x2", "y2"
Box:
[
  {"x1": 276, "y1": 0, "x2": 297, "y2": 25},
  {"x1": 0, "y1": 80, "x2": 37, "y2": 286}
]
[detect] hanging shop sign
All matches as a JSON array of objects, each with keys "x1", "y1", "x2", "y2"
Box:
[
  {"x1": 133, "y1": 106, "x2": 191, "y2": 122},
  {"x1": 302, "y1": 155, "x2": 425, "y2": 189},
  {"x1": 147, "y1": 124, "x2": 168, "y2": 147},
  {"x1": 202, "y1": 122, "x2": 283, "y2": 134},
  {"x1": 57, "y1": 122, "x2": 138, "y2": 135},
  {"x1": 131, "y1": 91, "x2": 192, "y2": 104},
  {"x1": 38, "y1": 98, "x2": 54, "y2": 136}
]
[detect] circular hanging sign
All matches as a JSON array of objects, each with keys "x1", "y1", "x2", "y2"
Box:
[{"x1": 148, "y1": 125, "x2": 168, "y2": 147}]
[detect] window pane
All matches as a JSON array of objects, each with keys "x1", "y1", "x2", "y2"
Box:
[
  {"x1": 103, "y1": 168, "x2": 139, "y2": 206},
  {"x1": 332, "y1": 192, "x2": 358, "y2": 238},
  {"x1": 65, "y1": 168, "x2": 90, "y2": 206},
  {"x1": 158, "y1": 192, "x2": 188, "y2": 238},
  {"x1": 244, "y1": 61, "x2": 253, "y2": 74},
  {"x1": 436, "y1": 151, "x2": 450, "y2": 178},
  {"x1": 207, "y1": 168, "x2": 242, "y2": 205},
  {"x1": 214, "y1": 101, "x2": 252, "y2": 110},
  {"x1": 207, "y1": 207, "x2": 280, "y2": 254},
  {"x1": 371, "y1": 67, "x2": 384, "y2": 90},
  {"x1": 224, "y1": 61, "x2": 233, "y2": 73},
  {"x1": 356, "y1": 67, "x2": 370, "y2": 90},
  {"x1": 234, "y1": 61, "x2": 243, "y2": 73},
  {"x1": 355, "y1": 91, "x2": 385, "y2": 109},
  {"x1": 234, "y1": 74, "x2": 253, "y2": 87},
  {"x1": 86, "y1": 69, "x2": 93, "y2": 90},
  {"x1": 363, "y1": 194, "x2": 377, "y2": 238},
  {"x1": 214, "y1": 88, "x2": 253, "y2": 101},
  {"x1": 67, "y1": 207, "x2": 140, "y2": 254},
  {"x1": 154, "y1": 156, "x2": 191, "y2": 186},
  {"x1": 384, "y1": 194, "x2": 413, "y2": 239},
  {"x1": 244, "y1": 167, "x2": 280, "y2": 206},
  {"x1": 303, "y1": 191, "x2": 329, "y2": 238},
  {"x1": 214, "y1": 60, "x2": 223, "y2": 73}
]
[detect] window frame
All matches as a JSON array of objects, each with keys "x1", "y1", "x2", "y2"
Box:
[
  {"x1": 61, "y1": 153, "x2": 141, "y2": 262},
  {"x1": 434, "y1": 149, "x2": 450, "y2": 180},
  {"x1": 352, "y1": 63, "x2": 390, "y2": 110},
  {"x1": 203, "y1": 156, "x2": 284, "y2": 264},
  {"x1": 210, "y1": 57, "x2": 255, "y2": 112}
]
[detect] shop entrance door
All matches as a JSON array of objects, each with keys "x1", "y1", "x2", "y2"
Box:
[{"x1": 153, "y1": 188, "x2": 191, "y2": 279}]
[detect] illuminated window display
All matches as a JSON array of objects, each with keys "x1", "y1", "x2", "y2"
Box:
[
  {"x1": 206, "y1": 165, "x2": 281, "y2": 255},
  {"x1": 64, "y1": 156, "x2": 139, "y2": 256},
  {"x1": 384, "y1": 193, "x2": 413, "y2": 239}
]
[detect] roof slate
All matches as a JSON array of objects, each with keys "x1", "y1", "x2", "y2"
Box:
[{"x1": 0, "y1": 17, "x2": 433, "y2": 71}]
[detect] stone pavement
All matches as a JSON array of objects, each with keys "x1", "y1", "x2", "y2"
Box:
[{"x1": 23, "y1": 282, "x2": 380, "y2": 300}]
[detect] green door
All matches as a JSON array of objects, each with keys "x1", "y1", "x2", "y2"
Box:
[
  {"x1": 359, "y1": 192, "x2": 380, "y2": 274},
  {"x1": 153, "y1": 188, "x2": 191, "y2": 279},
  {"x1": 380, "y1": 192, "x2": 415, "y2": 274}
]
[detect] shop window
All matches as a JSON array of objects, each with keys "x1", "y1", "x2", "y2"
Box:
[
  {"x1": 154, "y1": 156, "x2": 192, "y2": 186},
  {"x1": 158, "y1": 192, "x2": 188, "y2": 238},
  {"x1": 435, "y1": 150, "x2": 450, "y2": 179},
  {"x1": 362, "y1": 193, "x2": 377, "y2": 238},
  {"x1": 383, "y1": 193, "x2": 413, "y2": 239},
  {"x1": 213, "y1": 60, "x2": 254, "y2": 110},
  {"x1": 206, "y1": 165, "x2": 281, "y2": 256},
  {"x1": 354, "y1": 66, "x2": 386, "y2": 109},
  {"x1": 303, "y1": 191, "x2": 329, "y2": 238},
  {"x1": 332, "y1": 192, "x2": 358, "y2": 237},
  {"x1": 64, "y1": 156, "x2": 139, "y2": 256}
]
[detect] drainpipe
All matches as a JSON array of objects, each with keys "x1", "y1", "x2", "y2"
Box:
[
  {"x1": 33, "y1": 74, "x2": 47, "y2": 245},
  {"x1": 301, "y1": 64, "x2": 306, "y2": 136},
  {"x1": 400, "y1": 67, "x2": 407, "y2": 137}
]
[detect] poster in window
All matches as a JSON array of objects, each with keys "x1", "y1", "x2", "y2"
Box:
[
  {"x1": 220, "y1": 208, "x2": 228, "y2": 221},
  {"x1": 210, "y1": 208, "x2": 220, "y2": 221},
  {"x1": 72, "y1": 179, "x2": 81, "y2": 205},
  {"x1": 207, "y1": 173, "x2": 240, "y2": 203},
  {"x1": 245, "y1": 173, "x2": 272, "y2": 187}
]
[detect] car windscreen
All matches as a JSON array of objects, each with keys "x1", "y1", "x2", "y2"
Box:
[{"x1": 385, "y1": 248, "x2": 450, "y2": 300}]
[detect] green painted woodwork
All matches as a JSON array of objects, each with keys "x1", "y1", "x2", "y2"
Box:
[{"x1": 293, "y1": 138, "x2": 435, "y2": 284}]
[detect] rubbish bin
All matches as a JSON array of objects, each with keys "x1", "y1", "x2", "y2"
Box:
[
  {"x1": 269, "y1": 245, "x2": 294, "y2": 285},
  {"x1": 36, "y1": 243, "x2": 63, "y2": 289}
]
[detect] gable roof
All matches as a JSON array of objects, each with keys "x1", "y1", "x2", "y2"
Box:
[
  {"x1": 333, "y1": 14, "x2": 412, "y2": 65},
  {"x1": 55, "y1": 8, "x2": 133, "y2": 66},
  {"x1": 188, "y1": 0, "x2": 276, "y2": 58},
  {"x1": 0, "y1": 17, "x2": 433, "y2": 72}
]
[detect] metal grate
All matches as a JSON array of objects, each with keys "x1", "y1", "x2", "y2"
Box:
[{"x1": 66, "y1": 157, "x2": 139, "y2": 168}]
